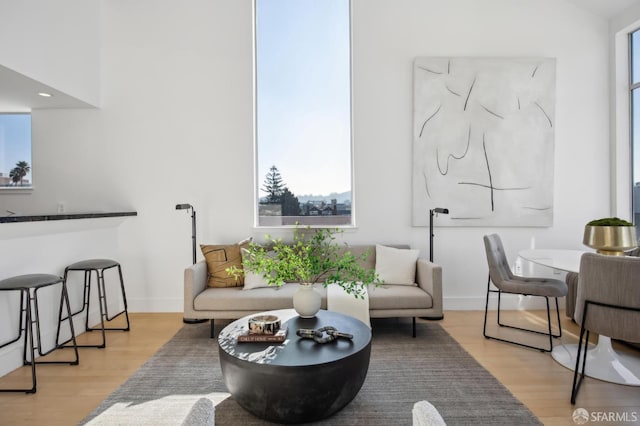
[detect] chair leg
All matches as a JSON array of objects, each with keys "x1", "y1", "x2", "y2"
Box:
[
  {"x1": 554, "y1": 297, "x2": 563, "y2": 338},
  {"x1": 482, "y1": 275, "x2": 491, "y2": 338},
  {"x1": 546, "y1": 297, "x2": 553, "y2": 351},
  {"x1": 483, "y1": 274, "x2": 559, "y2": 352},
  {"x1": 412, "y1": 317, "x2": 416, "y2": 338},
  {"x1": 571, "y1": 326, "x2": 590, "y2": 404}
]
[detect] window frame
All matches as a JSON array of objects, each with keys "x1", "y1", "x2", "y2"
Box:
[
  {"x1": 630, "y1": 29, "x2": 640, "y2": 237},
  {"x1": 252, "y1": 0, "x2": 355, "y2": 229}
]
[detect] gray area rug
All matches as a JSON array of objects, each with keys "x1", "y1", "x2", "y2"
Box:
[{"x1": 82, "y1": 319, "x2": 540, "y2": 425}]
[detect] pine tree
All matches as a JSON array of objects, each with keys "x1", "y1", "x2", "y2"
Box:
[{"x1": 261, "y1": 165, "x2": 285, "y2": 203}]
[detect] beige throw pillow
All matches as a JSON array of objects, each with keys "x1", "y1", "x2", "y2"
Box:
[
  {"x1": 200, "y1": 238, "x2": 251, "y2": 288},
  {"x1": 374, "y1": 244, "x2": 419, "y2": 285}
]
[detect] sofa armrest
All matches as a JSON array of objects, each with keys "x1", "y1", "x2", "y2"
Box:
[
  {"x1": 415, "y1": 257, "x2": 443, "y2": 319},
  {"x1": 184, "y1": 261, "x2": 208, "y2": 318}
]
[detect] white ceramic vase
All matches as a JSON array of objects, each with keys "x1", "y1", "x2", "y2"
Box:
[{"x1": 293, "y1": 283, "x2": 321, "y2": 318}]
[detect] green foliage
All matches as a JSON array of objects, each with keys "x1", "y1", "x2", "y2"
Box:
[
  {"x1": 227, "y1": 225, "x2": 380, "y2": 299},
  {"x1": 9, "y1": 161, "x2": 30, "y2": 186},
  {"x1": 281, "y1": 187, "x2": 301, "y2": 216},
  {"x1": 586, "y1": 217, "x2": 633, "y2": 226}
]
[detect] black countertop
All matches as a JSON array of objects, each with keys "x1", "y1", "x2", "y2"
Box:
[{"x1": 0, "y1": 211, "x2": 137, "y2": 224}]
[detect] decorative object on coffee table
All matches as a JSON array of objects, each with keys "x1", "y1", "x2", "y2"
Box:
[
  {"x1": 227, "y1": 225, "x2": 380, "y2": 318},
  {"x1": 247, "y1": 315, "x2": 280, "y2": 334},
  {"x1": 583, "y1": 217, "x2": 638, "y2": 255}
]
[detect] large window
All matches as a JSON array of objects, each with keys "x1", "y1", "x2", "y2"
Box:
[
  {"x1": 631, "y1": 30, "x2": 640, "y2": 238},
  {"x1": 254, "y1": 0, "x2": 352, "y2": 227},
  {"x1": 0, "y1": 113, "x2": 32, "y2": 189}
]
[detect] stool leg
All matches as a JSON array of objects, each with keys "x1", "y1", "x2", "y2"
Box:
[
  {"x1": 91, "y1": 265, "x2": 130, "y2": 331},
  {"x1": 58, "y1": 269, "x2": 106, "y2": 349},
  {"x1": 16, "y1": 289, "x2": 37, "y2": 393},
  {"x1": 56, "y1": 268, "x2": 88, "y2": 346},
  {"x1": 61, "y1": 281, "x2": 80, "y2": 365},
  {"x1": 25, "y1": 290, "x2": 37, "y2": 393},
  {"x1": 0, "y1": 289, "x2": 37, "y2": 393},
  {"x1": 84, "y1": 270, "x2": 93, "y2": 333},
  {"x1": 0, "y1": 281, "x2": 78, "y2": 394},
  {"x1": 85, "y1": 269, "x2": 107, "y2": 348},
  {"x1": 31, "y1": 285, "x2": 80, "y2": 361},
  {"x1": 112, "y1": 264, "x2": 130, "y2": 330}
]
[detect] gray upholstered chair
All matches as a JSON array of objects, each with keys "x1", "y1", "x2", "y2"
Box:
[
  {"x1": 483, "y1": 234, "x2": 568, "y2": 352},
  {"x1": 566, "y1": 248, "x2": 639, "y2": 320},
  {"x1": 570, "y1": 253, "x2": 640, "y2": 403}
]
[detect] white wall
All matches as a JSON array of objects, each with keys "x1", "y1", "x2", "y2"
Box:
[
  {"x1": 0, "y1": 0, "x2": 623, "y2": 316},
  {"x1": 0, "y1": 0, "x2": 101, "y2": 106}
]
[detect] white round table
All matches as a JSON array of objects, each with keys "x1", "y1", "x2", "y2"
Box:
[{"x1": 518, "y1": 249, "x2": 640, "y2": 386}]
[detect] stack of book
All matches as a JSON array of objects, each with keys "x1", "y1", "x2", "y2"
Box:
[{"x1": 237, "y1": 324, "x2": 288, "y2": 343}]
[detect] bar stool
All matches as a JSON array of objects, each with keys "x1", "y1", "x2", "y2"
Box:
[
  {"x1": 0, "y1": 274, "x2": 79, "y2": 393},
  {"x1": 56, "y1": 259, "x2": 130, "y2": 349}
]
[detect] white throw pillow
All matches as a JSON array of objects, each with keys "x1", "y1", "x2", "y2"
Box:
[
  {"x1": 375, "y1": 244, "x2": 419, "y2": 285},
  {"x1": 241, "y1": 248, "x2": 272, "y2": 290}
]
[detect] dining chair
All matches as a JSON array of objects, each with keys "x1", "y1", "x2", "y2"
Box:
[
  {"x1": 483, "y1": 234, "x2": 568, "y2": 352},
  {"x1": 570, "y1": 253, "x2": 640, "y2": 403}
]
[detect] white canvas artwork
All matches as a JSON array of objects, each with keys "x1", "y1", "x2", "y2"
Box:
[{"x1": 412, "y1": 57, "x2": 556, "y2": 227}]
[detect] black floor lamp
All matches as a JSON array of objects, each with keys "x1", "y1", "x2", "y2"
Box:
[
  {"x1": 176, "y1": 203, "x2": 197, "y2": 265},
  {"x1": 176, "y1": 203, "x2": 205, "y2": 324},
  {"x1": 429, "y1": 207, "x2": 449, "y2": 262},
  {"x1": 420, "y1": 207, "x2": 449, "y2": 321}
]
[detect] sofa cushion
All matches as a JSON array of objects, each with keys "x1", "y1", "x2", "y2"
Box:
[
  {"x1": 375, "y1": 244, "x2": 419, "y2": 285},
  {"x1": 194, "y1": 283, "x2": 328, "y2": 311},
  {"x1": 367, "y1": 284, "x2": 433, "y2": 310},
  {"x1": 200, "y1": 240, "x2": 250, "y2": 288}
]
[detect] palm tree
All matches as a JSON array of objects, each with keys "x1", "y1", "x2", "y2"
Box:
[
  {"x1": 11, "y1": 161, "x2": 30, "y2": 186},
  {"x1": 9, "y1": 167, "x2": 21, "y2": 186}
]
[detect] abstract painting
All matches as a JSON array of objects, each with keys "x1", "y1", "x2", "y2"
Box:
[{"x1": 412, "y1": 57, "x2": 555, "y2": 227}]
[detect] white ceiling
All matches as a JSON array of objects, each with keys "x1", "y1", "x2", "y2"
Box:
[
  {"x1": 566, "y1": 0, "x2": 640, "y2": 18},
  {"x1": 2, "y1": 0, "x2": 640, "y2": 112},
  {"x1": 0, "y1": 65, "x2": 94, "y2": 111}
]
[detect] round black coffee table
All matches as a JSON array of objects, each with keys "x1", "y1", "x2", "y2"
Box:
[{"x1": 218, "y1": 309, "x2": 372, "y2": 424}]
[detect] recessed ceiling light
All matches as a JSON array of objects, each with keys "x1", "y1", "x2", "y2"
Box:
[{"x1": 37, "y1": 92, "x2": 52, "y2": 97}]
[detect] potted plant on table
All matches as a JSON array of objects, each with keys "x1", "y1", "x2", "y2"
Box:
[
  {"x1": 227, "y1": 225, "x2": 380, "y2": 318},
  {"x1": 583, "y1": 217, "x2": 638, "y2": 256}
]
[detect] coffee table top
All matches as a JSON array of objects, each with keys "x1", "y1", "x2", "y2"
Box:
[{"x1": 218, "y1": 309, "x2": 371, "y2": 367}]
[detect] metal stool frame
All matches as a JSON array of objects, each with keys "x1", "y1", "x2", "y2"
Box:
[
  {"x1": 56, "y1": 261, "x2": 130, "y2": 349},
  {"x1": 0, "y1": 275, "x2": 79, "y2": 393}
]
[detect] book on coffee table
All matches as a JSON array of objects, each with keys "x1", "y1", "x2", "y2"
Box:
[{"x1": 237, "y1": 325, "x2": 288, "y2": 343}]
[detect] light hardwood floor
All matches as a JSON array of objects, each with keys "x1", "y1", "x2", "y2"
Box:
[{"x1": 0, "y1": 311, "x2": 638, "y2": 425}]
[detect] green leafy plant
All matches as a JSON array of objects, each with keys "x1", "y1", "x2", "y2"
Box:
[
  {"x1": 586, "y1": 217, "x2": 633, "y2": 226},
  {"x1": 227, "y1": 225, "x2": 380, "y2": 299}
]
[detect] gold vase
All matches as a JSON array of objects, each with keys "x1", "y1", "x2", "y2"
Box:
[{"x1": 583, "y1": 225, "x2": 638, "y2": 256}]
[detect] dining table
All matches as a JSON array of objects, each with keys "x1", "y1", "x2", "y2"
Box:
[{"x1": 518, "y1": 248, "x2": 640, "y2": 386}]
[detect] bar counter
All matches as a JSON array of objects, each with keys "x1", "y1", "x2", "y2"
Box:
[{"x1": 0, "y1": 211, "x2": 137, "y2": 224}]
